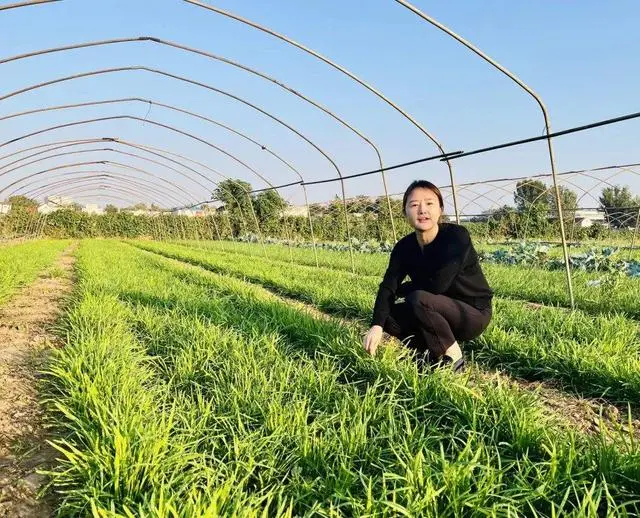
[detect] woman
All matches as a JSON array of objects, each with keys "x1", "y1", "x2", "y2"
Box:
[{"x1": 363, "y1": 180, "x2": 493, "y2": 372}]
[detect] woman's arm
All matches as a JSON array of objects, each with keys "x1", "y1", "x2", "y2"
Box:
[{"x1": 370, "y1": 244, "x2": 406, "y2": 327}]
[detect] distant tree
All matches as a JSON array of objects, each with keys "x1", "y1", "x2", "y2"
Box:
[
  {"x1": 308, "y1": 203, "x2": 327, "y2": 217},
  {"x1": 346, "y1": 195, "x2": 373, "y2": 214},
  {"x1": 253, "y1": 189, "x2": 287, "y2": 221},
  {"x1": 211, "y1": 179, "x2": 255, "y2": 233},
  {"x1": 514, "y1": 179, "x2": 550, "y2": 234},
  {"x1": 124, "y1": 202, "x2": 149, "y2": 212},
  {"x1": 5, "y1": 195, "x2": 38, "y2": 213},
  {"x1": 104, "y1": 204, "x2": 119, "y2": 214},
  {"x1": 547, "y1": 186, "x2": 578, "y2": 220},
  {"x1": 514, "y1": 179, "x2": 549, "y2": 213},
  {"x1": 599, "y1": 185, "x2": 640, "y2": 228}
]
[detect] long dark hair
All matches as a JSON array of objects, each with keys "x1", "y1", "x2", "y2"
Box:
[{"x1": 402, "y1": 180, "x2": 444, "y2": 214}]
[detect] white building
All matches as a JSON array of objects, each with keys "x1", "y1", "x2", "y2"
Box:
[
  {"x1": 0, "y1": 204, "x2": 10, "y2": 215},
  {"x1": 129, "y1": 209, "x2": 162, "y2": 217},
  {"x1": 571, "y1": 209, "x2": 607, "y2": 228},
  {"x1": 283, "y1": 205, "x2": 308, "y2": 217},
  {"x1": 47, "y1": 195, "x2": 73, "y2": 207},
  {"x1": 174, "y1": 209, "x2": 199, "y2": 217},
  {"x1": 38, "y1": 195, "x2": 75, "y2": 214},
  {"x1": 38, "y1": 202, "x2": 60, "y2": 214},
  {"x1": 82, "y1": 203, "x2": 104, "y2": 215}
]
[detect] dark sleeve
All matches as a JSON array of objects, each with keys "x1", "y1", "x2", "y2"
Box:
[
  {"x1": 396, "y1": 281, "x2": 415, "y2": 298},
  {"x1": 424, "y1": 227, "x2": 472, "y2": 294},
  {"x1": 370, "y1": 243, "x2": 406, "y2": 327}
]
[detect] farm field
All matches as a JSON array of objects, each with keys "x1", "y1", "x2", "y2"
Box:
[
  {"x1": 0, "y1": 239, "x2": 70, "y2": 305},
  {"x1": 134, "y1": 240, "x2": 640, "y2": 403},
  {"x1": 175, "y1": 238, "x2": 640, "y2": 263},
  {"x1": 169, "y1": 239, "x2": 640, "y2": 318},
  {"x1": 1, "y1": 238, "x2": 639, "y2": 515},
  {"x1": 3, "y1": 0, "x2": 639, "y2": 515}
]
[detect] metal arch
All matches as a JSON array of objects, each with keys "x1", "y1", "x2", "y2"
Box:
[
  {"x1": 1, "y1": 139, "x2": 108, "y2": 170},
  {"x1": 21, "y1": 177, "x2": 191, "y2": 240},
  {"x1": 0, "y1": 137, "x2": 231, "y2": 206},
  {"x1": 26, "y1": 182, "x2": 172, "y2": 240},
  {"x1": 37, "y1": 181, "x2": 225, "y2": 244},
  {"x1": 0, "y1": 71, "x2": 314, "y2": 253},
  {"x1": 183, "y1": 0, "x2": 460, "y2": 226},
  {"x1": 39, "y1": 185, "x2": 171, "y2": 213},
  {"x1": 30, "y1": 192, "x2": 140, "y2": 240},
  {"x1": 0, "y1": 144, "x2": 216, "y2": 203},
  {"x1": 0, "y1": 0, "x2": 60, "y2": 11},
  {"x1": 0, "y1": 160, "x2": 199, "y2": 202},
  {"x1": 0, "y1": 97, "x2": 320, "y2": 260},
  {"x1": 394, "y1": 0, "x2": 574, "y2": 309},
  {"x1": 578, "y1": 166, "x2": 640, "y2": 205},
  {"x1": 0, "y1": 159, "x2": 196, "y2": 206},
  {"x1": 449, "y1": 185, "x2": 504, "y2": 217},
  {"x1": 17, "y1": 171, "x2": 183, "y2": 199},
  {"x1": 0, "y1": 115, "x2": 271, "y2": 247},
  {"x1": 0, "y1": 65, "x2": 356, "y2": 266},
  {"x1": 577, "y1": 166, "x2": 640, "y2": 228},
  {"x1": 0, "y1": 36, "x2": 396, "y2": 239},
  {"x1": 0, "y1": 136, "x2": 251, "y2": 241},
  {"x1": 0, "y1": 147, "x2": 199, "y2": 194},
  {"x1": 2, "y1": 91, "x2": 269, "y2": 192},
  {"x1": 25, "y1": 177, "x2": 186, "y2": 209},
  {"x1": 0, "y1": 147, "x2": 212, "y2": 198},
  {"x1": 1, "y1": 66, "x2": 331, "y2": 188},
  {"x1": 63, "y1": 193, "x2": 155, "y2": 206},
  {"x1": 115, "y1": 139, "x2": 254, "y2": 239},
  {"x1": 1, "y1": 97, "x2": 300, "y2": 186},
  {"x1": 113, "y1": 139, "x2": 259, "y2": 239},
  {"x1": 21, "y1": 168, "x2": 237, "y2": 242},
  {"x1": 15, "y1": 172, "x2": 190, "y2": 207}
]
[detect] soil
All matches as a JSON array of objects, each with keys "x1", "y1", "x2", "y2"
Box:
[{"x1": 0, "y1": 246, "x2": 76, "y2": 518}]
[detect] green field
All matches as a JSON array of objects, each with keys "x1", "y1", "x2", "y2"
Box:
[
  {"x1": 0, "y1": 239, "x2": 70, "y2": 305},
  {"x1": 2, "y1": 238, "x2": 639, "y2": 515}
]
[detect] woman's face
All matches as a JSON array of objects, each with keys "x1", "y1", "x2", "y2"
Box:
[{"x1": 404, "y1": 187, "x2": 442, "y2": 232}]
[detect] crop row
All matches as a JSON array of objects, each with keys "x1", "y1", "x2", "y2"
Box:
[
  {"x1": 45, "y1": 240, "x2": 640, "y2": 516},
  {"x1": 136, "y1": 240, "x2": 640, "y2": 404},
  {"x1": 0, "y1": 239, "x2": 70, "y2": 305},
  {"x1": 175, "y1": 239, "x2": 640, "y2": 318}
]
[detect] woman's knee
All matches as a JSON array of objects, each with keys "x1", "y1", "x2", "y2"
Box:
[{"x1": 406, "y1": 290, "x2": 437, "y2": 312}]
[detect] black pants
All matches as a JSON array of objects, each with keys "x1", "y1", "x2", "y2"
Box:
[{"x1": 383, "y1": 290, "x2": 492, "y2": 360}]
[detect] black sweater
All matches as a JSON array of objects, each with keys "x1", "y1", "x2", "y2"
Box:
[{"x1": 371, "y1": 223, "x2": 493, "y2": 327}]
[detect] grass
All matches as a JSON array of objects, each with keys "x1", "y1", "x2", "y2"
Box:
[
  {"x1": 173, "y1": 239, "x2": 640, "y2": 318},
  {"x1": 134, "y1": 240, "x2": 640, "y2": 404},
  {"x1": 0, "y1": 239, "x2": 70, "y2": 305},
  {"x1": 43, "y1": 239, "x2": 640, "y2": 516}
]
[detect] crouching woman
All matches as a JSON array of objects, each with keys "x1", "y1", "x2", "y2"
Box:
[{"x1": 363, "y1": 180, "x2": 493, "y2": 371}]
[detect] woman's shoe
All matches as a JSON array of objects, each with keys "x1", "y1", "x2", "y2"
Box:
[{"x1": 438, "y1": 355, "x2": 465, "y2": 373}]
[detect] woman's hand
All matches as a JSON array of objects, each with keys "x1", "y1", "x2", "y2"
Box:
[{"x1": 363, "y1": 325, "x2": 383, "y2": 356}]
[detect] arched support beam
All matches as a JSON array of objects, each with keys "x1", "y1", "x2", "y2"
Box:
[
  {"x1": 0, "y1": 0, "x2": 60, "y2": 11},
  {"x1": 0, "y1": 160, "x2": 197, "y2": 203},
  {"x1": 0, "y1": 136, "x2": 253, "y2": 242},
  {"x1": 394, "y1": 0, "x2": 574, "y2": 307},
  {"x1": 0, "y1": 35, "x2": 396, "y2": 238},
  {"x1": 183, "y1": 0, "x2": 459, "y2": 225},
  {"x1": 15, "y1": 172, "x2": 190, "y2": 208}
]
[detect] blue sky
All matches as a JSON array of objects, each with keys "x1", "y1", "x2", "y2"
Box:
[{"x1": 0, "y1": 0, "x2": 638, "y2": 211}]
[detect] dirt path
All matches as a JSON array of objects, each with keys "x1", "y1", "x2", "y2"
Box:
[{"x1": 0, "y1": 245, "x2": 76, "y2": 518}]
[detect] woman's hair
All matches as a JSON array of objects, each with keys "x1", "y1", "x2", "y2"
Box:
[{"x1": 402, "y1": 180, "x2": 444, "y2": 214}]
